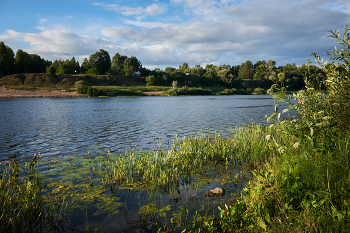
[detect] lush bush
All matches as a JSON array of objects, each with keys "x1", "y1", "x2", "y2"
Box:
[
  {"x1": 86, "y1": 67, "x2": 99, "y2": 75},
  {"x1": 145, "y1": 75, "x2": 156, "y2": 86},
  {"x1": 75, "y1": 80, "x2": 89, "y2": 94},
  {"x1": 253, "y1": 87, "x2": 265, "y2": 94},
  {"x1": 47, "y1": 65, "x2": 56, "y2": 76},
  {"x1": 168, "y1": 86, "x2": 212, "y2": 96},
  {"x1": 217, "y1": 88, "x2": 237, "y2": 95}
]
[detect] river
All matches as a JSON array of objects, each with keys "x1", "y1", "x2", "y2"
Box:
[{"x1": 0, "y1": 95, "x2": 275, "y2": 161}]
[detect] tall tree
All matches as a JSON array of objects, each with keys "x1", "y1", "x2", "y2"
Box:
[
  {"x1": 15, "y1": 49, "x2": 30, "y2": 73},
  {"x1": 88, "y1": 49, "x2": 111, "y2": 75},
  {"x1": 111, "y1": 53, "x2": 127, "y2": 75},
  {"x1": 0, "y1": 41, "x2": 15, "y2": 75},
  {"x1": 123, "y1": 56, "x2": 141, "y2": 76},
  {"x1": 238, "y1": 60, "x2": 254, "y2": 79},
  {"x1": 253, "y1": 64, "x2": 266, "y2": 80},
  {"x1": 80, "y1": 58, "x2": 90, "y2": 74}
]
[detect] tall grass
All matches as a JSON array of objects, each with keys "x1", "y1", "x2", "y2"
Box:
[
  {"x1": 0, "y1": 157, "x2": 67, "y2": 232},
  {"x1": 203, "y1": 25, "x2": 350, "y2": 232}
]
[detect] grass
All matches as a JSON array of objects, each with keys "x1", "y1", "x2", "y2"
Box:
[
  {"x1": 205, "y1": 123, "x2": 350, "y2": 232},
  {"x1": 0, "y1": 156, "x2": 68, "y2": 232}
]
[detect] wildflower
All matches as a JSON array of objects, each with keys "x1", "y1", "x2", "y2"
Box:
[
  {"x1": 282, "y1": 108, "x2": 289, "y2": 113},
  {"x1": 269, "y1": 124, "x2": 274, "y2": 128},
  {"x1": 293, "y1": 142, "x2": 300, "y2": 148},
  {"x1": 265, "y1": 135, "x2": 271, "y2": 141},
  {"x1": 278, "y1": 147, "x2": 285, "y2": 154}
]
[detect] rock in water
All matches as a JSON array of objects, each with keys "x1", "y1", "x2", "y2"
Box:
[{"x1": 208, "y1": 187, "x2": 225, "y2": 197}]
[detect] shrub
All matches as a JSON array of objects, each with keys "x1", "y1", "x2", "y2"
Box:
[
  {"x1": 86, "y1": 67, "x2": 99, "y2": 75},
  {"x1": 253, "y1": 87, "x2": 265, "y2": 95},
  {"x1": 47, "y1": 65, "x2": 56, "y2": 76},
  {"x1": 145, "y1": 75, "x2": 156, "y2": 86},
  {"x1": 168, "y1": 87, "x2": 212, "y2": 96},
  {"x1": 75, "y1": 80, "x2": 89, "y2": 94},
  {"x1": 217, "y1": 88, "x2": 237, "y2": 95}
]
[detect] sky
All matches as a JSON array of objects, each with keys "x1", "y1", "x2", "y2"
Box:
[{"x1": 1, "y1": 0, "x2": 349, "y2": 70}]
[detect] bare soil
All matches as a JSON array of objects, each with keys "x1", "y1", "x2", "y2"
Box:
[{"x1": 0, "y1": 87, "x2": 83, "y2": 98}]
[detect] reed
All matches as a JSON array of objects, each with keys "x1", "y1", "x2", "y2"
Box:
[{"x1": 0, "y1": 156, "x2": 67, "y2": 232}]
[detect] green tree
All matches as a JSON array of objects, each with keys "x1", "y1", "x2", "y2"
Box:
[
  {"x1": 80, "y1": 58, "x2": 90, "y2": 74},
  {"x1": 216, "y1": 65, "x2": 233, "y2": 84},
  {"x1": 111, "y1": 53, "x2": 127, "y2": 75},
  {"x1": 88, "y1": 49, "x2": 111, "y2": 75},
  {"x1": 165, "y1": 67, "x2": 176, "y2": 73},
  {"x1": 123, "y1": 56, "x2": 141, "y2": 76},
  {"x1": 179, "y1": 62, "x2": 189, "y2": 72},
  {"x1": 0, "y1": 41, "x2": 15, "y2": 75},
  {"x1": 145, "y1": 75, "x2": 156, "y2": 86},
  {"x1": 253, "y1": 64, "x2": 266, "y2": 80},
  {"x1": 47, "y1": 65, "x2": 56, "y2": 76},
  {"x1": 238, "y1": 60, "x2": 254, "y2": 79},
  {"x1": 15, "y1": 49, "x2": 30, "y2": 73}
]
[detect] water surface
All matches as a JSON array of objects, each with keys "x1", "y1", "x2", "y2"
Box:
[{"x1": 0, "y1": 95, "x2": 275, "y2": 161}]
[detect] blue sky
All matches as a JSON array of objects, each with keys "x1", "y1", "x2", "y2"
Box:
[{"x1": 1, "y1": 0, "x2": 349, "y2": 69}]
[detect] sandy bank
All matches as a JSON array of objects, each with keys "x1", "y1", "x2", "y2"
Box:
[{"x1": 0, "y1": 87, "x2": 83, "y2": 98}]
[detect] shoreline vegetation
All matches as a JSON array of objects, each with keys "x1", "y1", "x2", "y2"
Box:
[
  {"x1": 1, "y1": 26, "x2": 349, "y2": 232},
  {"x1": 0, "y1": 73, "x2": 301, "y2": 98}
]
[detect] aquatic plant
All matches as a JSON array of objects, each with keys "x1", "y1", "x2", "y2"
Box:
[{"x1": 0, "y1": 156, "x2": 67, "y2": 232}]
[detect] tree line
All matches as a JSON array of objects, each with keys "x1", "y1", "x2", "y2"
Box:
[{"x1": 1, "y1": 41, "x2": 325, "y2": 89}]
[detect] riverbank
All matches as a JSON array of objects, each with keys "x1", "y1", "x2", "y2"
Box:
[{"x1": 0, "y1": 86, "x2": 83, "y2": 98}]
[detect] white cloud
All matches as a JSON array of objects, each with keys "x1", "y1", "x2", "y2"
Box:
[
  {"x1": 92, "y1": 2, "x2": 166, "y2": 16},
  {"x1": 1, "y1": 0, "x2": 349, "y2": 69},
  {"x1": 123, "y1": 20, "x2": 172, "y2": 29}
]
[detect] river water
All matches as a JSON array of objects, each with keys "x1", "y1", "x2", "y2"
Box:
[{"x1": 0, "y1": 95, "x2": 275, "y2": 161}]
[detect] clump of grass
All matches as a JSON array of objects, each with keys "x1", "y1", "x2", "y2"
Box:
[
  {"x1": 0, "y1": 156, "x2": 67, "y2": 232},
  {"x1": 100, "y1": 132, "x2": 244, "y2": 191}
]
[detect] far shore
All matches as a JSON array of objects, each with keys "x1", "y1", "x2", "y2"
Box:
[
  {"x1": 0, "y1": 86, "x2": 84, "y2": 98},
  {"x1": 0, "y1": 87, "x2": 167, "y2": 98}
]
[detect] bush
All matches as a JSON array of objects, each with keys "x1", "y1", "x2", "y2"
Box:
[
  {"x1": 145, "y1": 75, "x2": 156, "y2": 86},
  {"x1": 253, "y1": 87, "x2": 265, "y2": 94},
  {"x1": 75, "y1": 80, "x2": 89, "y2": 94},
  {"x1": 86, "y1": 67, "x2": 99, "y2": 75},
  {"x1": 168, "y1": 87, "x2": 212, "y2": 96},
  {"x1": 47, "y1": 65, "x2": 56, "y2": 76},
  {"x1": 217, "y1": 88, "x2": 237, "y2": 95}
]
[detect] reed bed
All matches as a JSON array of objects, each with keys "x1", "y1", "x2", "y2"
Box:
[{"x1": 0, "y1": 157, "x2": 67, "y2": 233}]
